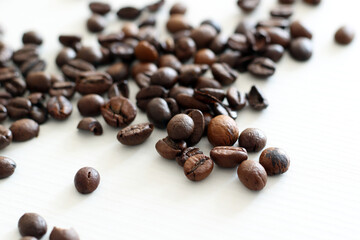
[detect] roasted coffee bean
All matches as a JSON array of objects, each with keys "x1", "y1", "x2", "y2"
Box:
[
  {"x1": 289, "y1": 37, "x2": 313, "y2": 61},
  {"x1": 248, "y1": 57, "x2": 276, "y2": 78},
  {"x1": 177, "y1": 64, "x2": 207, "y2": 86},
  {"x1": 0, "y1": 105, "x2": 7, "y2": 122},
  {"x1": 335, "y1": 26, "x2": 355, "y2": 45},
  {"x1": 26, "y1": 71, "x2": 51, "y2": 93},
  {"x1": 226, "y1": 87, "x2": 246, "y2": 111},
  {"x1": 101, "y1": 96, "x2": 137, "y2": 128},
  {"x1": 59, "y1": 35, "x2": 82, "y2": 48},
  {"x1": 50, "y1": 227, "x2": 80, "y2": 240},
  {"x1": 22, "y1": 31, "x2": 43, "y2": 45},
  {"x1": 109, "y1": 42, "x2": 134, "y2": 61},
  {"x1": 260, "y1": 147, "x2": 290, "y2": 175},
  {"x1": 0, "y1": 156, "x2": 16, "y2": 178},
  {"x1": 170, "y1": 3, "x2": 187, "y2": 15},
  {"x1": 117, "y1": 122, "x2": 154, "y2": 146},
  {"x1": 237, "y1": 0, "x2": 260, "y2": 12},
  {"x1": 134, "y1": 40, "x2": 158, "y2": 62},
  {"x1": 136, "y1": 26, "x2": 158, "y2": 41},
  {"x1": 4, "y1": 77, "x2": 27, "y2": 96},
  {"x1": 166, "y1": 14, "x2": 192, "y2": 34},
  {"x1": 131, "y1": 62, "x2": 157, "y2": 78},
  {"x1": 18, "y1": 213, "x2": 47, "y2": 238},
  {"x1": 195, "y1": 76, "x2": 222, "y2": 92},
  {"x1": 136, "y1": 85, "x2": 168, "y2": 111},
  {"x1": 87, "y1": 14, "x2": 106, "y2": 33},
  {"x1": 0, "y1": 67, "x2": 18, "y2": 83},
  {"x1": 10, "y1": 119, "x2": 39, "y2": 142},
  {"x1": 56, "y1": 47, "x2": 76, "y2": 67},
  {"x1": 77, "y1": 117, "x2": 103, "y2": 136},
  {"x1": 74, "y1": 167, "x2": 100, "y2": 194},
  {"x1": 210, "y1": 146, "x2": 248, "y2": 168},
  {"x1": 176, "y1": 147, "x2": 203, "y2": 167},
  {"x1": 261, "y1": 27, "x2": 290, "y2": 48},
  {"x1": 77, "y1": 94, "x2": 104, "y2": 116},
  {"x1": 198, "y1": 88, "x2": 225, "y2": 101},
  {"x1": 207, "y1": 115, "x2": 239, "y2": 147},
  {"x1": 27, "y1": 92, "x2": 45, "y2": 106},
  {"x1": 108, "y1": 81, "x2": 129, "y2": 99},
  {"x1": 0, "y1": 43, "x2": 13, "y2": 67},
  {"x1": 190, "y1": 25, "x2": 217, "y2": 49},
  {"x1": 211, "y1": 102, "x2": 237, "y2": 119},
  {"x1": 232, "y1": 21, "x2": 252, "y2": 35},
  {"x1": 246, "y1": 85, "x2": 268, "y2": 110},
  {"x1": 168, "y1": 86, "x2": 194, "y2": 99},
  {"x1": 49, "y1": 81, "x2": 76, "y2": 99},
  {"x1": 173, "y1": 29, "x2": 192, "y2": 41},
  {"x1": 150, "y1": 67, "x2": 178, "y2": 89},
  {"x1": 158, "y1": 54, "x2": 182, "y2": 72},
  {"x1": 227, "y1": 33, "x2": 249, "y2": 52},
  {"x1": 235, "y1": 55, "x2": 256, "y2": 73},
  {"x1": 209, "y1": 35, "x2": 227, "y2": 54},
  {"x1": 186, "y1": 109, "x2": 205, "y2": 146},
  {"x1": 97, "y1": 33, "x2": 124, "y2": 48},
  {"x1": 89, "y1": 2, "x2": 111, "y2": 15},
  {"x1": 184, "y1": 154, "x2": 213, "y2": 181},
  {"x1": 303, "y1": 0, "x2": 321, "y2": 5},
  {"x1": 270, "y1": 6, "x2": 293, "y2": 18},
  {"x1": 106, "y1": 62, "x2": 128, "y2": 82},
  {"x1": 76, "y1": 46, "x2": 102, "y2": 65},
  {"x1": 0, "y1": 125, "x2": 12, "y2": 149},
  {"x1": 20, "y1": 57, "x2": 46, "y2": 77},
  {"x1": 164, "y1": 97, "x2": 180, "y2": 116},
  {"x1": 135, "y1": 71, "x2": 152, "y2": 89},
  {"x1": 211, "y1": 63, "x2": 238, "y2": 85},
  {"x1": 0, "y1": 92, "x2": 12, "y2": 106},
  {"x1": 193, "y1": 89, "x2": 221, "y2": 104},
  {"x1": 238, "y1": 128, "x2": 267, "y2": 152},
  {"x1": 7, "y1": 97, "x2": 31, "y2": 120},
  {"x1": 146, "y1": 97, "x2": 173, "y2": 128},
  {"x1": 47, "y1": 96, "x2": 73, "y2": 120},
  {"x1": 155, "y1": 136, "x2": 187, "y2": 160},
  {"x1": 29, "y1": 105, "x2": 48, "y2": 124},
  {"x1": 247, "y1": 29, "x2": 270, "y2": 52},
  {"x1": 117, "y1": 6, "x2": 142, "y2": 20},
  {"x1": 167, "y1": 114, "x2": 194, "y2": 141},
  {"x1": 61, "y1": 59, "x2": 95, "y2": 81},
  {"x1": 175, "y1": 37, "x2": 196, "y2": 62},
  {"x1": 194, "y1": 48, "x2": 216, "y2": 65},
  {"x1": 218, "y1": 51, "x2": 241, "y2": 68},
  {"x1": 146, "y1": 0, "x2": 165, "y2": 12},
  {"x1": 201, "y1": 19, "x2": 222, "y2": 34},
  {"x1": 237, "y1": 160, "x2": 267, "y2": 191},
  {"x1": 176, "y1": 93, "x2": 210, "y2": 112},
  {"x1": 12, "y1": 44, "x2": 38, "y2": 65},
  {"x1": 257, "y1": 18, "x2": 290, "y2": 29},
  {"x1": 75, "y1": 71, "x2": 113, "y2": 95},
  {"x1": 279, "y1": 0, "x2": 295, "y2": 3},
  {"x1": 262, "y1": 44, "x2": 284, "y2": 62},
  {"x1": 290, "y1": 21, "x2": 312, "y2": 39}
]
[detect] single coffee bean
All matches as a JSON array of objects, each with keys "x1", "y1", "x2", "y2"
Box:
[
  {"x1": 226, "y1": 87, "x2": 246, "y2": 111},
  {"x1": 184, "y1": 154, "x2": 213, "y2": 181},
  {"x1": 262, "y1": 44, "x2": 284, "y2": 62},
  {"x1": 168, "y1": 86, "x2": 194, "y2": 99},
  {"x1": 176, "y1": 147, "x2": 203, "y2": 167},
  {"x1": 136, "y1": 85, "x2": 168, "y2": 111},
  {"x1": 0, "y1": 67, "x2": 18, "y2": 83},
  {"x1": 203, "y1": 112, "x2": 212, "y2": 135},
  {"x1": 87, "y1": 14, "x2": 106, "y2": 33},
  {"x1": 177, "y1": 64, "x2": 207, "y2": 86},
  {"x1": 146, "y1": 97, "x2": 174, "y2": 128},
  {"x1": 77, "y1": 117, "x2": 103, "y2": 136},
  {"x1": 49, "y1": 81, "x2": 76, "y2": 99},
  {"x1": 75, "y1": 71, "x2": 113, "y2": 95},
  {"x1": 29, "y1": 105, "x2": 48, "y2": 125},
  {"x1": 7, "y1": 97, "x2": 32, "y2": 120},
  {"x1": 167, "y1": 114, "x2": 194, "y2": 141},
  {"x1": 260, "y1": 147, "x2": 290, "y2": 175},
  {"x1": 303, "y1": 0, "x2": 321, "y2": 5},
  {"x1": 106, "y1": 62, "x2": 129, "y2": 82},
  {"x1": 0, "y1": 91, "x2": 12, "y2": 106},
  {"x1": 289, "y1": 37, "x2": 313, "y2": 61},
  {"x1": 74, "y1": 167, "x2": 100, "y2": 194},
  {"x1": 59, "y1": 34, "x2": 82, "y2": 48},
  {"x1": 4, "y1": 77, "x2": 27, "y2": 97},
  {"x1": 56, "y1": 47, "x2": 76, "y2": 67},
  {"x1": 190, "y1": 25, "x2": 217, "y2": 49},
  {"x1": 335, "y1": 26, "x2": 355, "y2": 45},
  {"x1": 150, "y1": 67, "x2": 178, "y2": 89},
  {"x1": 246, "y1": 85, "x2": 269, "y2": 110},
  {"x1": 210, "y1": 146, "x2": 248, "y2": 168},
  {"x1": 158, "y1": 54, "x2": 182, "y2": 72},
  {"x1": 195, "y1": 76, "x2": 222, "y2": 92},
  {"x1": 117, "y1": 6, "x2": 142, "y2": 20},
  {"x1": 61, "y1": 59, "x2": 95, "y2": 81},
  {"x1": 248, "y1": 57, "x2": 276, "y2": 78},
  {"x1": 218, "y1": 51, "x2": 241, "y2": 68},
  {"x1": 194, "y1": 48, "x2": 216, "y2": 65},
  {"x1": 50, "y1": 227, "x2": 80, "y2": 240},
  {"x1": 47, "y1": 96, "x2": 73, "y2": 120},
  {"x1": 237, "y1": 0, "x2": 260, "y2": 12},
  {"x1": 134, "y1": 40, "x2": 159, "y2": 62},
  {"x1": 290, "y1": 21, "x2": 313, "y2": 39},
  {"x1": 109, "y1": 42, "x2": 135, "y2": 61},
  {"x1": 270, "y1": 6, "x2": 293, "y2": 18},
  {"x1": 77, "y1": 94, "x2": 104, "y2": 116},
  {"x1": 76, "y1": 46, "x2": 102, "y2": 65},
  {"x1": 98, "y1": 33, "x2": 123, "y2": 48},
  {"x1": 186, "y1": 109, "x2": 205, "y2": 146},
  {"x1": 22, "y1": 31, "x2": 43, "y2": 45},
  {"x1": 207, "y1": 115, "x2": 239, "y2": 147},
  {"x1": 261, "y1": 27, "x2": 290, "y2": 48},
  {"x1": 237, "y1": 160, "x2": 267, "y2": 191},
  {"x1": 89, "y1": 2, "x2": 111, "y2": 15},
  {"x1": 170, "y1": 3, "x2": 187, "y2": 15},
  {"x1": 176, "y1": 93, "x2": 210, "y2": 112},
  {"x1": 166, "y1": 14, "x2": 192, "y2": 34},
  {"x1": 175, "y1": 37, "x2": 196, "y2": 62},
  {"x1": 209, "y1": 35, "x2": 227, "y2": 54},
  {"x1": 198, "y1": 88, "x2": 225, "y2": 101},
  {"x1": 155, "y1": 136, "x2": 187, "y2": 160},
  {"x1": 12, "y1": 44, "x2": 39, "y2": 65},
  {"x1": 211, "y1": 63, "x2": 238, "y2": 85},
  {"x1": 0, "y1": 156, "x2": 16, "y2": 178},
  {"x1": 146, "y1": 0, "x2": 165, "y2": 12},
  {"x1": 0, "y1": 125, "x2": 12, "y2": 150},
  {"x1": 0, "y1": 104, "x2": 7, "y2": 122},
  {"x1": 238, "y1": 128, "x2": 267, "y2": 152},
  {"x1": 108, "y1": 81, "x2": 129, "y2": 99},
  {"x1": 131, "y1": 62, "x2": 157, "y2": 78},
  {"x1": 101, "y1": 96, "x2": 137, "y2": 128},
  {"x1": 20, "y1": 57, "x2": 46, "y2": 77},
  {"x1": 117, "y1": 122, "x2": 154, "y2": 146},
  {"x1": 18, "y1": 213, "x2": 47, "y2": 238},
  {"x1": 193, "y1": 88, "x2": 222, "y2": 104},
  {"x1": 227, "y1": 33, "x2": 249, "y2": 52},
  {"x1": 26, "y1": 71, "x2": 52, "y2": 93}
]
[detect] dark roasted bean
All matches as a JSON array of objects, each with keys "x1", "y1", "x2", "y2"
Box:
[
  {"x1": 261, "y1": 27, "x2": 290, "y2": 48},
  {"x1": 10, "y1": 119, "x2": 39, "y2": 142},
  {"x1": 59, "y1": 35, "x2": 82, "y2": 48},
  {"x1": 155, "y1": 136, "x2": 187, "y2": 160},
  {"x1": 289, "y1": 37, "x2": 313, "y2": 61},
  {"x1": 55, "y1": 47, "x2": 76, "y2": 68},
  {"x1": 147, "y1": 0, "x2": 165, "y2": 12},
  {"x1": 74, "y1": 167, "x2": 100, "y2": 194},
  {"x1": 49, "y1": 81, "x2": 76, "y2": 99},
  {"x1": 166, "y1": 14, "x2": 192, "y2": 34},
  {"x1": 211, "y1": 63, "x2": 238, "y2": 85},
  {"x1": 227, "y1": 34, "x2": 249, "y2": 52},
  {"x1": 117, "y1": 6, "x2": 142, "y2": 20},
  {"x1": 7, "y1": 97, "x2": 31, "y2": 120},
  {"x1": 89, "y1": 2, "x2": 111, "y2": 15},
  {"x1": 290, "y1": 21, "x2": 313, "y2": 39},
  {"x1": 194, "y1": 48, "x2": 216, "y2": 65},
  {"x1": 248, "y1": 57, "x2": 276, "y2": 78},
  {"x1": 210, "y1": 146, "x2": 248, "y2": 168},
  {"x1": 209, "y1": 35, "x2": 227, "y2": 54},
  {"x1": 61, "y1": 59, "x2": 95, "y2": 81},
  {"x1": 237, "y1": 0, "x2": 260, "y2": 12},
  {"x1": 29, "y1": 105, "x2": 48, "y2": 124},
  {"x1": 239, "y1": 128, "x2": 267, "y2": 152},
  {"x1": 106, "y1": 62, "x2": 128, "y2": 82},
  {"x1": 201, "y1": 19, "x2": 222, "y2": 34},
  {"x1": 0, "y1": 125, "x2": 12, "y2": 150},
  {"x1": 20, "y1": 57, "x2": 46, "y2": 77},
  {"x1": 177, "y1": 64, "x2": 207, "y2": 86},
  {"x1": 0, "y1": 92, "x2": 12, "y2": 106},
  {"x1": 168, "y1": 86, "x2": 194, "y2": 99},
  {"x1": 257, "y1": 18, "x2": 290, "y2": 29},
  {"x1": 117, "y1": 122, "x2": 154, "y2": 146},
  {"x1": 136, "y1": 85, "x2": 168, "y2": 111},
  {"x1": 18, "y1": 213, "x2": 47, "y2": 239},
  {"x1": 47, "y1": 96, "x2": 73, "y2": 120},
  {"x1": 135, "y1": 71, "x2": 152, "y2": 89},
  {"x1": 26, "y1": 71, "x2": 51, "y2": 93},
  {"x1": 101, "y1": 96, "x2": 137, "y2": 128},
  {"x1": 198, "y1": 88, "x2": 225, "y2": 101},
  {"x1": 12, "y1": 44, "x2": 38, "y2": 65},
  {"x1": 76, "y1": 46, "x2": 103, "y2": 65},
  {"x1": 98, "y1": 33, "x2": 124, "y2": 48},
  {"x1": 335, "y1": 26, "x2": 355, "y2": 45},
  {"x1": 146, "y1": 97, "x2": 173, "y2": 128},
  {"x1": 303, "y1": 0, "x2": 321, "y2": 5},
  {"x1": 49, "y1": 227, "x2": 80, "y2": 240},
  {"x1": 167, "y1": 114, "x2": 194, "y2": 141},
  {"x1": 131, "y1": 62, "x2": 157, "y2": 78},
  {"x1": 246, "y1": 85, "x2": 269, "y2": 110},
  {"x1": 190, "y1": 25, "x2": 217, "y2": 49},
  {"x1": 226, "y1": 87, "x2": 246, "y2": 110},
  {"x1": 4, "y1": 77, "x2": 27, "y2": 96},
  {"x1": 22, "y1": 31, "x2": 43, "y2": 45},
  {"x1": 184, "y1": 154, "x2": 213, "y2": 181},
  {"x1": 158, "y1": 54, "x2": 182, "y2": 72},
  {"x1": 176, "y1": 147, "x2": 203, "y2": 167},
  {"x1": 175, "y1": 37, "x2": 196, "y2": 62},
  {"x1": 109, "y1": 42, "x2": 134, "y2": 61},
  {"x1": 176, "y1": 93, "x2": 210, "y2": 112},
  {"x1": 77, "y1": 117, "x2": 103, "y2": 136},
  {"x1": 75, "y1": 71, "x2": 113, "y2": 95},
  {"x1": 0, "y1": 67, "x2": 18, "y2": 83},
  {"x1": 77, "y1": 94, "x2": 104, "y2": 117},
  {"x1": 186, "y1": 109, "x2": 205, "y2": 146},
  {"x1": 218, "y1": 51, "x2": 241, "y2": 68},
  {"x1": 0, "y1": 156, "x2": 16, "y2": 178}
]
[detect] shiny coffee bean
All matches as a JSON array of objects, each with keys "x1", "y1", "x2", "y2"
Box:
[
  {"x1": 26, "y1": 71, "x2": 52, "y2": 93},
  {"x1": 238, "y1": 128, "x2": 267, "y2": 152},
  {"x1": 131, "y1": 62, "x2": 157, "y2": 78},
  {"x1": 167, "y1": 114, "x2": 194, "y2": 141},
  {"x1": 76, "y1": 46, "x2": 102, "y2": 65},
  {"x1": 49, "y1": 227, "x2": 80, "y2": 240},
  {"x1": 146, "y1": 97, "x2": 174, "y2": 128},
  {"x1": 22, "y1": 31, "x2": 43, "y2": 45},
  {"x1": 47, "y1": 96, "x2": 73, "y2": 120},
  {"x1": 0, "y1": 125, "x2": 12, "y2": 150},
  {"x1": 290, "y1": 21, "x2": 313, "y2": 39},
  {"x1": 12, "y1": 44, "x2": 39, "y2": 65},
  {"x1": 101, "y1": 96, "x2": 137, "y2": 128},
  {"x1": 89, "y1": 2, "x2": 111, "y2": 15},
  {"x1": 150, "y1": 67, "x2": 178, "y2": 89},
  {"x1": 248, "y1": 57, "x2": 276, "y2": 78},
  {"x1": 49, "y1": 81, "x2": 76, "y2": 99},
  {"x1": 209, "y1": 35, "x2": 227, "y2": 54},
  {"x1": 155, "y1": 136, "x2": 187, "y2": 160},
  {"x1": 138, "y1": 16, "x2": 156, "y2": 28},
  {"x1": 190, "y1": 25, "x2": 217, "y2": 49},
  {"x1": 226, "y1": 87, "x2": 246, "y2": 111},
  {"x1": 136, "y1": 85, "x2": 168, "y2": 111},
  {"x1": 77, "y1": 94, "x2": 104, "y2": 116},
  {"x1": 75, "y1": 71, "x2": 113, "y2": 95},
  {"x1": 262, "y1": 44, "x2": 284, "y2": 62},
  {"x1": 194, "y1": 48, "x2": 216, "y2": 65},
  {"x1": 184, "y1": 154, "x2": 213, "y2": 181},
  {"x1": 175, "y1": 37, "x2": 196, "y2": 62},
  {"x1": 29, "y1": 105, "x2": 48, "y2": 125},
  {"x1": 18, "y1": 213, "x2": 47, "y2": 239},
  {"x1": 176, "y1": 147, "x2": 203, "y2": 167},
  {"x1": 237, "y1": 0, "x2": 260, "y2": 12},
  {"x1": 87, "y1": 14, "x2": 106, "y2": 33},
  {"x1": 108, "y1": 81, "x2": 129, "y2": 99},
  {"x1": 289, "y1": 37, "x2": 313, "y2": 61},
  {"x1": 74, "y1": 167, "x2": 100, "y2": 194},
  {"x1": 7, "y1": 97, "x2": 31, "y2": 120},
  {"x1": 237, "y1": 160, "x2": 267, "y2": 191},
  {"x1": 246, "y1": 85, "x2": 269, "y2": 110},
  {"x1": 134, "y1": 40, "x2": 159, "y2": 62},
  {"x1": 176, "y1": 94, "x2": 210, "y2": 112},
  {"x1": 0, "y1": 43, "x2": 13, "y2": 67},
  {"x1": 257, "y1": 18, "x2": 290, "y2": 29},
  {"x1": 279, "y1": 0, "x2": 295, "y2": 3},
  {"x1": 20, "y1": 57, "x2": 46, "y2": 77},
  {"x1": 227, "y1": 33, "x2": 249, "y2": 52},
  {"x1": 210, "y1": 146, "x2": 248, "y2": 168},
  {"x1": 109, "y1": 42, "x2": 134, "y2": 61},
  {"x1": 335, "y1": 26, "x2": 355, "y2": 45},
  {"x1": 117, "y1": 6, "x2": 142, "y2": 20},
  {"x1": 106, "y1": 62, "x2": 129, "y2": 82},
  {"x1": 166, "y1": 14, "x2": 192, "y2": 34},
  {"x1": 260, "y1": 147, "x2": 290, "y2": 175},
  {"x1": 61, "y1": 59, "x2": 95, "y2": 81},
  {"x1": 177, "y1": 64, "x2": 207, "y2": 86},
  {"x1": 207, "y1": 115, "x2": 239, "y2": 147},
  {"x1": 117, "y1": 122, "x2": 154, "y2": 146},
  {"x1": 211, "y1": 63, "x2": 238, "y2": 85},
  {"x1": 77, "y1": 117, "x2": 103, "y2": 136},
  {"x1": 261, "y1": 27, "x2": 290, "y2": 48},
  {"x1": 4, "y1": 77, "x2": 27, "y2": 97},
  {"x1": 58, "y1": 34, "x2": 82, "y2": 48},
  {"x1": 186, "y1": 109, "x2": 205, "y2": 146},
  {"x1": 0, "y1": 156, "x2": 16, "y2": 178},
  {"x1": 158, "y1": 54, "x2": 182, "y2": 72},
  {"x1": 303, "y1": 0, "x2": 321, "y2": 5}
]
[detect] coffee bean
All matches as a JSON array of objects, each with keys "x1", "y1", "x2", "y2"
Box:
[
  {"x1": 218, "y1": 51, "x2": 241, "y2": 68},
  {"x1": 117, "y1": 122, "x2": 154, "y2": 146},
  {"x1": 98, "y1": 33, "x2": 124, "y2": 48},
  {"x1": 170, "y1": 3, "x2": 187, "y2": 15},
  {"x1": 77, "y1": 94, "x2": 104, "y2": 116},
  {"x1": 210, "y1": 146, "x2": 248, "y2": 168},
  {"x1": 260, "y1": 27, "x2": 290, "y2": 48},
  {"x1": 270, "y1": 6, "x2": 293, "y2": 18},
  {"x1": 303, "y1": 0, "x2": 321, "y2": 5},
  {"x1": 262, "y1": 44, "x2": 284, "y2": 62},
  {"x1": 173, "y1": 30, "x2": 192, "y2": 41},
  {"x1": 62, "y1": 59, "x2": 95, "y2": 81},
  {"x1": 76, "y1": 46, "x2": 102, "y2": 65},
  {"x1": 248, "y1": 57, "x2": 276, "y2": 78},
  {"x1": 207, "y1": 115, "x2": 239, "y2": 147},
  {"x1": 22, "y1": 31, "x2": 43, "y2": 45},
  {"x1": 166, "y1": 14, "x2": 192, "y2": 34},
  {"x1": 87, "y1": 14, "x2": 106, "y2": 33},
  {"x1": 335, "y1": 26, "x2": 355, "y2": 45},
  {"x1": 47, "y1": 96, "x2": 73, "y2": 120},
  {"x1": 29, "y1": 105, "x2": 48, "y2": 125},
  {"x1": 168, "y1": 86, "x2": 194, "y2": 99},
  {"x1": 176, "y1": 93, "x2": 210, "y2": 112},
  {"x1": 158, "y1": 54, "x2": 182, "y2": 72},
  {"x1": 0, "y1": 156, "x2": 16, "y2": 178},
  {"x1": 246, "y1": 85, "x2": 269, "y2": 110},
  {"x1": 175, "y1": 37, "x2": 197, "y2": 62},
  {"x1": 237, "y1": 0, "x2": 260, "y2": 12},
  {"x1": 190, "y1": 25, "x2": 217, "y2": 49},
  {"x1": 50, "y1": 227, "x2": 80, "y2": 240},
  {"x1": 134, "y1": 71, "x2": 151, "y2": 89},
  {"x1": 184, "y1": 154, "x2": 213, "y2": 181},
  {"x1": 26, "y1": 71, "x2": 52, "y2": 93},
  {"x1": 247, "y1": 29, "x2": 270, "y2": 52},
  {"x1": 201, "y1": 19, "x2": 222, "y2": 34},
  {"x1": 211, "y1": 63, "x2": 238, "y2": 85},
  {"x1": 237, "y1": 160, "x2": 267, "y2": 191},
  {"x1": 226, "y1": 87, "x2": 246, "y2": 111},
  {"x1": 101, "y1": 96, "x2": 137, "y2": 128},
  {"x1": 106, "y1": 62, "x2": 129, "y2": 82},
  {"x1": 0, "y1": 67, "x2": 18, "y2": 83},
  {"x1": 4, "y1": 77, "x2": 27, "y2": 97},
  {"x1": 290, "y1": 21, "x2": 313, "y2": 39},
  {"x1": 155, "y1": 136, "x2": 187, "y2": 160},
  {"x1": 134, "y1": 40, "x2": 158, "y2": 62},
  {"x1": 131, "y1": 62, "x2": 157, "y2": 78},
  {"x1": 146, "y1": 0, "x2": 165, "y2": 12},
  {"x1": 161, "y1": 37, "x2": 175, "y2": 53},
  {"x1": 235, "y1": 55, "x2": 256, "y2": 73},
  {"x1": 289, "y1": 37, "x2": 313, "y2": 61},
  {"x1": 193, "y1": 88, "x2": 222, "y2": 104},
  {"x1": 0, "y1": 43, "x2": 13, "y2": 67},
  {"x1": 18, "y1": 213, "x2": 47, "y2": 238},
  {"x1": 227, "y1": 34, "x2": 249, "y2": 52},
  {"x1": 12, "y1": 44, "x2": 39, "y2": 65},
  {"x1": 146, "y1": 97, "x2": 175, "y2": 128},
  {"x1": 108, "y1": 81, "x2": 129, "y2": 99},
  {"x1": 238, "y1": 128, "x2": 267, "y2": 152},
  {"x1": 59, "y1": 35, "x2": 82, "y2": 48},
  {"x1": 117, "y1": 6, "x2": 142, "y2": 20},
  {"x1": 75, "y1": 71, "x2": 113, "y2": 95},
  {"x1": 89, "y1": 2, "x2": 111, "y2": 15},
  {"x1": 186, "y1": 109, "x2": 205, "y2": 146},
  {"x1": 194, "y1": 48, "x2": 216, "y2": 65},
  {"x1": 74, "y1": 167, "x2": 100, "y2": 194},
  {"x1": 257, "y1": 18, "x2": 290, "y2": 29},
  {"x1": 0, "y1": 125, "x2": 12, "y2": 150},
  {"x1": 176, "y1": 147, "x2": 203, "y2": 167},
  {"x1": 195, "y1": 77, "x2": 222, "y2": 93},
  {"x1": 56, "y1": 47, "x2": 76, "y2": 67},
  {"x1": 209, "y1": 35, "x2": 227, "y2": 54},
  {"x1": 198, "y1": 88, "x2": 225, "y2": 101},
  {"x1": 7, "y1": 97, "x2": 31, "y2": 120},
  {"x1": 137, "y1": 26, "x2": 158, "y2": 41},
  {"x1": 49, "y1": 81, "x2": 76, "y2": 99},
  {"x1": 109, "y1": 42, "x2": 135, "y2": 62},
  {"x1": 77, "y1": 117, "x2": 103, "y2": 136},
  {"x1": 20, "y1": 57, "x2": 46, "y2": 77},
  {"x1": 211, "y1": 102, "x2": 238, "y2": 119},
  {"x1": 167, "y1": 114, "x2": 194, "y2": 141},
  {"x1": 150, "y1": 67, "x2": 178, "y2": 89},
  {"x1": 136, "y1": 85, "x2": 168, "y2": 111},
  {"x1": 260, "y1": 147, "x2": 290, "y2": 175},
  {"x1": 177, "y1": 64, "x2": 207, "y2": 86},
  {"x1": 0, "y1": 91, "x2": 12, "y2": 106}
]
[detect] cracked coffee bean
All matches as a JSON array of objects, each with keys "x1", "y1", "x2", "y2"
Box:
[
  {"x1": 77, "y1": 117, "x2": 103, "y2": 136},
  {"x1": 248, "y1": 57, "x2": 276, "y2": 78},
  {"x1": 184, "y1": 154, "x2": 213, "y2": 181},
  {"x1": 226, "y1": 87, "x2": 246, "y2": 111},
  {"x1": 49, "y1": 227, "x2": 80, "y2": 240},
  {"x1": 77, "y1": 94, "x2": 104, "y2": 117},
  {"x1": 207, "y1": 115, "x2": 239, "y2": 147},
  {"x1": 237, "y1": 160, "x2": 267, "y2": 191},
  {"x1": 167, "y1": 114, "x2": 194, "y2": 141},
  {"x1": 260, "y1": 147, "x2": 290, "y2": 175},
  {"x1": 238, "y1": 128, "x2": 267, "y2": 152},
  {"x1": 18, "y1": 213, "x2": 47, "y2": 239},
  {"x1": 47, "y1": 96, "x2": 73, "y2": 120},
  {"x1": 74, "y1": 167, "x2": 100, "y2": 194},
  {"x1": 246, "y1": 85, "x2": 269, "y2": 110},
  {"x1": 210, "y1": 146, "x2": 248, "y2": 168},
  {"x1": 155, "y1": 136, "x2": 187, "y2": 160},
  {"x1": 0, "y1": 125, "x2": 12, "y2": 150},
  {"x1": 0, "y1": 156, "x2": 16, "y2": 179},
  {"x1": 101, "y1": 96, "x2": 137, "y2": 128},
  {"x1": 176, "y1": 147, "x2": 203, "y2": 167},
  {"x1": 7, "y1": 97, "x2": 32, "y2": 120},
  {"x1": 117, "y1": 122, "x2": 154, "y2": 146}
]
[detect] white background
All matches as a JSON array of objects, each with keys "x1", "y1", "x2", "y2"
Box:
[{"x1": 1, "y1": 0, "x2": 360, "y2": 239}]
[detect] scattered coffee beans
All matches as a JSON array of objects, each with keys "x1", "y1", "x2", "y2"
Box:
[
  {"x1": 74, "y1": 167, "x2": 100, "y2": 194},
  {"x1": 77, "y1": 117, "x2": 103, "y2": 136},
  {"x1": 207, "y1": 115, "x2": 239, "y2": 147},
  {"x1": 117, "y1": 122, "x2": 154, "y2": 146},
  {"x1": 0, "y1": 156, "x2": 16, "y2": 179},
  {"x1": 260, "y1": 147, "x2": 290, "y2": 175},
  {"x1": 335, "y1": 26, "x2": 355, "y2": 45},
  {"x1": 49, "y1": 227, "x2": 80, "y2": 240},
  {"x1": 237, "y1": 160, "x2": 267, "y2": 191},
  {"x1": 238, "y1": 128, "x2": 267, "y2": 152},
  {"x1": 10, "y1": 119, "x2": 39, "y2": 142},
  {"x1": 18, "y1": 213, "x2": 47, "y2": 239}
]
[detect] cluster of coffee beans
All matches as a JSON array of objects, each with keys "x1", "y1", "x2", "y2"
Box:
[{"x1": 18, "y1": 212, "x2": 79, "y2": 240}]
